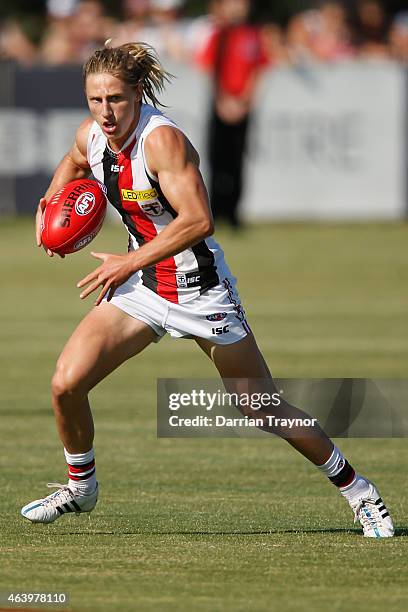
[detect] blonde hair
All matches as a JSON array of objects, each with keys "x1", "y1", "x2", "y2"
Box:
[{"x1": 83, "y1": 41, "x2": 173, "y2": 107}]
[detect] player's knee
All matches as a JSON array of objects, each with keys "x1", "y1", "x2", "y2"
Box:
[{"x1": 51, "y1": 361, "x2": 86, "y2": 400}]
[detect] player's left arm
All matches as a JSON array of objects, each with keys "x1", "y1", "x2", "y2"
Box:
[{"x1": 77, "y1": 126, "x2": 214, "y2": 305}]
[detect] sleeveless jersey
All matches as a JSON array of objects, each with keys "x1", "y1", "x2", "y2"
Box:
[{"x1": 87, "y1": 103, "x2": 232, "y2": 304}]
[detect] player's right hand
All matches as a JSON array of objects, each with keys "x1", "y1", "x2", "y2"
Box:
[{"x1": 36, "y1": 197, "x2": 64, "y2": 258}]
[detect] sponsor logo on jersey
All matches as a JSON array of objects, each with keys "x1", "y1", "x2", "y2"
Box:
[
  {"x1": 111, "y1": 164, "x2": 124, "y2": 173},
  {"x1": 75, "y1": 192, "x2": 96, "y2": 216},
  {"x1": 74, "y1": 233, "x2": 95, "y2": 250},
  {"x1": 206, "y1": 313, "x2": 228, "y2": 322},
  {"x1": 176, "y1": 273, "x2": 201, "y2": 289},
  {"x1": 139, "y1": 202, "x2": 165, "y2": 216},
  {"x1": 121, "y1": 188, "x2": 158, "y2": 201}
]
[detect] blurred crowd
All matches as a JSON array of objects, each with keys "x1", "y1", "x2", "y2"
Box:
[{"x1": 1, "y1": 0, "x2": 408, "y2": 67}]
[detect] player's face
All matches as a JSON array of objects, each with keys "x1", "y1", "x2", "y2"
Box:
[{"x1": 85, "y1": 73, "x2": 142, "y2": 150}]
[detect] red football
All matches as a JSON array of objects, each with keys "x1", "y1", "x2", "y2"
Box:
[{"x1": 41, "y1": 179, "x2": 107, "y2": 255}]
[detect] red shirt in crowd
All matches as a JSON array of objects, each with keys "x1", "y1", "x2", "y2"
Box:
[{"x1": 196, "y1": 25, "x2": 269, "y2": 97}]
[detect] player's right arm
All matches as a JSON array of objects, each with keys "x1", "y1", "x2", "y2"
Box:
[{"x1": 36, "y1": 118, "x2": 93, "y2": 255}]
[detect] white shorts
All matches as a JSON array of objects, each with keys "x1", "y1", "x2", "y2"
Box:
[{"x1": 107, "y1": 275, "x2": 251, "y2": 345}]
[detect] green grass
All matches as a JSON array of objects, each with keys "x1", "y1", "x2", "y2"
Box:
[{"x1": 0, "y1": 219, "x2": 407, "y2": 611}]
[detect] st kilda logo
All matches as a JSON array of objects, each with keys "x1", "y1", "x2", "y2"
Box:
[{"x1": 75, "y1": 192, "x2": 96, "y2": 216}]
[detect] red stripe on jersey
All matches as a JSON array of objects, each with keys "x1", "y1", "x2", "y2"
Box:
[
  {"x1": 117, "y1": 141, "x2": 179, "y2": 304},
  {"x1": 156, "y1": 255, "x2": 178, "y2": 303}
]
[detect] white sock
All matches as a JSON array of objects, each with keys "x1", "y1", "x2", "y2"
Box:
[
  {"x1": 316, "y1": 445, "x2": 370, "y2": 503},
  {"x1": 339, "y1": 475, "x2": 371, "y2": 504},
  {"x1": 64, "y1": 448, "x2": 97, "y2": 495},
  {"x1": 316, "y1": 446, "x2": 355, "y2": 482}
]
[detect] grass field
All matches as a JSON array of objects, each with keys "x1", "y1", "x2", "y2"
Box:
[{"x1": 0, "y1": 219, "x2": 407, "y2": 612}]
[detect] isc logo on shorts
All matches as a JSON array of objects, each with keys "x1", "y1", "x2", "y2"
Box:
[
  {"x1": 121, "y1": 188, "x2": 158, "y2": 201},
  {"x1": 212, "y1": 325, "x2": 230, "y2": 335}
]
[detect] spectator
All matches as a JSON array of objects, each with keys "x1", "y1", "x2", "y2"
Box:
[
  {"x1": 113, "y1": 0, "x2": 151, "y2": 47},
  {"x1": 389, "y1": 11, "x2": 408, "y2": 64},
  {"x1": 1, "y1": 1, "x2": 406, "y2": 67},
  {"x1": 287, "y1": 1, "x2": 355, "y2": 63},
  {"x1": 353, "y1": 0, "x2": 390, "y2": 59},
  {"x1": 46, "y1": 0, "x2": 79, "y2": 19},
  {"x1": 70, "y1": 0, "x2": 111, "y2": 62},
  {"x1": 40, "y1": 0, "x2": 78, "y2": 65},
  {"x1": 186, "y1": 0, "x2": 221, "y2": 62},
  {"x1": 259, "y1": 22, "x2": 291, "y2": 67},
  {"x1": 313, "y1": 1, "x2": 355, "y2": 61},
  {"x1": 196, "y1": 0, "x2": 269, "y2": 228},
  {"x1": 149, "y1": 0, "x2": 190, "y2": 61},
  {"x1": 41, "y1": 0, "x2": 113, "y2": 65},
  {"x1": 114, "y1": 0, "x2": 188, "y2": 61},
  {"x1": 0, "y1": 17, "x2": 39, "y2": 65},
  {"x1": 287, "y1": 9, "x2": 320, "y2": 62}
]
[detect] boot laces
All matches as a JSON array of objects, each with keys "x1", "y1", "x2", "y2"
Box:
[
  {"x1": 41, "y1": 483, "x2": 76, "y2": 508},
  {"x1": 353, "y1": 497, "x2": 381, "y2": 529}
]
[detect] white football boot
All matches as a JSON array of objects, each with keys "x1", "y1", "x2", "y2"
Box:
[
  {"x1": 21, "y1": 482, "x2": 98, "y2": 524},
  {"x1": 350, "y1": 483, "x2": 394, "y2": 538}
]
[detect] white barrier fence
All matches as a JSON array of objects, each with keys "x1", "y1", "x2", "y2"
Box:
[{"x1": 0, "y1": 61, "x2": 406, "y2": 219}]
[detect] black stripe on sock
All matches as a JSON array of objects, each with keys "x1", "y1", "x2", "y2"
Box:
[
  {"x1": 329, "y1": 460, "x2": 355, "y2": 487},
  {"x1": 69, "y1": 468, "x2": 96, "y2": 481}
]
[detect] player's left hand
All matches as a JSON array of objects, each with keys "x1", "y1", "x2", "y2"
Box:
[{"x1": 77, "y1": 252, "x2": 136, "y2": 306}]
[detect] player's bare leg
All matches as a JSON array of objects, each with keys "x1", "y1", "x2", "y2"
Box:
[
  {"x1": 22, "y1": 303, "x2": 157, "y2": 524},
  {"x1": 195, "y1": 333, "x2": 333, "y2": 464},
  {"x1": 51, "y1": 302, "x2": 157, "y2": 453},
  {"x1": 195, "y1": 333, "x2": 394, "y2": 537}
]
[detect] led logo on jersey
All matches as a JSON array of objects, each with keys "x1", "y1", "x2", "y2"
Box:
[
  {"x1": 75, "y1": 192, "x2": 96, "y2": 216},
  {"x1": 121, "y1": 188, "x2": 158, "y2": 201}
]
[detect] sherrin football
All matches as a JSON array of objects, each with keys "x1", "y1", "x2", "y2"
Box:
[{"x1": 41, "y1": 179, "x2": 107, "y2": 255}]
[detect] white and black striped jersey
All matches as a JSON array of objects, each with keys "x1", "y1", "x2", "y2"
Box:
[{"x1": 87, "y1": 103, "x2": 232, "y2": 304}]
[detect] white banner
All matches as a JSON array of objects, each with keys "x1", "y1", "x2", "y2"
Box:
[{"x1": 243, "y1": 62, "x2": 406, "y2": 220}]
